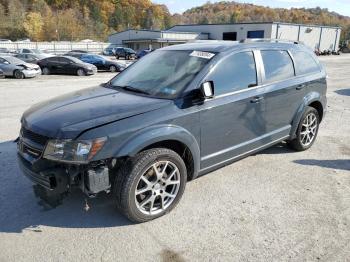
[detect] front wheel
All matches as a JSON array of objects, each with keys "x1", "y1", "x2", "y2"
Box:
[
  {"x1": 288, "y1": 106, "x2": 320, "y2": 151},
  {"x1": 114, "y1": 148, "x2": 187, "y2": 223},
  {"x1": 14, "y1": 70, "x2": 25, "y2": 79},
  {"x1": 109, "y1": 65, "x2": 117, "y2": 72},
  {"x1": 77, "y1": 68, "x2": 86, "y2": 76}
]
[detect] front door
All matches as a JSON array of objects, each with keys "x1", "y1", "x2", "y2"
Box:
[{"x1": 199, "y1": 51, "x2": 268, "y2": 170}]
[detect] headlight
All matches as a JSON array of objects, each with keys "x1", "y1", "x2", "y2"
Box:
[{"x1": 43, "y1": 137, "x2": 107, "y2": 163}]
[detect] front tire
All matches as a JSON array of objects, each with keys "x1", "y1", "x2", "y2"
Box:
[
  {"x1": 14, "y1": 70, "x2": 25, "y2": 79},
  {"x1": 109, "y1": 65, "x2": 117, "y2": 72},
  {"x1": 114, "y1": 148, "x2": 187, "y2": 223},
  {"x1": 77, "y1": 68, "x2": 86, "y2": 76},
  {"x1": 288, "y1": 106, "x2": 320, "y2": 151}
]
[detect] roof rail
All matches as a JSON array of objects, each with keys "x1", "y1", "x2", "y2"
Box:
[{"x1": 239, "y1": 38, "x2": 301, "y2": 44}]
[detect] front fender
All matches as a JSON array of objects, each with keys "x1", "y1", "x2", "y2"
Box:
[
  {"x1": 115, "y1": 124, "x2": 201, "y2": 178},
  {"x1": 290, "y1": 91, "x2": 325, "y2": 139}
]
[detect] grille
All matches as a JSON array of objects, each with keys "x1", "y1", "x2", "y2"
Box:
[{"x1": 21, "y1": 127, "x2": 49, "y2": 146}]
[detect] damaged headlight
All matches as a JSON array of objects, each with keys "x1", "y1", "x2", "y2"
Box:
[{"x1": 43, "y1": 137, "x2": 107, "y2": 163}]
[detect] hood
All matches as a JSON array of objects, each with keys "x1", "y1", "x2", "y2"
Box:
[
  {"x1": 15, "y1": 62, "x2": 40, "y2": 69},
  {"x1": 22, "y1": 86, "x2": 172, "y2": 139}
]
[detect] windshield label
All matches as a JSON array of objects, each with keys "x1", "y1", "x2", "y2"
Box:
[{"x1": 190, "y1": 51, "x2": 215, "y2": 59}]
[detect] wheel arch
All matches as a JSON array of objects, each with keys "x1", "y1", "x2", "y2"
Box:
[
  {"x1": 114, "y1": 125, "x2": 200, "y2": 180},
  {"x1": 290, "y1": 92, "x2": 325, "y2": 139}
]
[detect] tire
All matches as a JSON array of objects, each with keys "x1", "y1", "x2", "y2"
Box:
[
  {"x1": 14, "y1": 70, "x2": 25, "y2": 79},
  {"x1": 288, "y1": 106, "x2": 320, "y2": 151},
  {"x1": 42, "y1": 67, "x2": 50, "y2": 75},
  {"x1": 77, "y1": 68, "x2": 86, "y2": 76},
  {"x1": 113, "y1": 148, "x2": 187, "y2": 223},
  {"x1": 115, "y1": 55, "x2": 119, "y2": 60},
  {"x1": 109, "y1": 65, "x2": 117, "y2": 72}
]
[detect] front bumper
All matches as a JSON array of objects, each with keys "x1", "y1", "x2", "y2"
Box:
[
  {"x1": 22, "y1": 68, "x2": 41, "y2": 78},
  {"x1": 17, "y1": 153, "x2": 68, "y2": 190},
  {"x1": 86, "y1": 68, "x2": 97, "y2": 75}
]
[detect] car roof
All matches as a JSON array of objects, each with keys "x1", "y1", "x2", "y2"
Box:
[{"x1": 161, "y1": 40, "x2": 309, "y2": 53}]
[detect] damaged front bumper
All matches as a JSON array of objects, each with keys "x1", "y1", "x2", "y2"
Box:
[{"x1": 17, "y1": 127, "x2": 113, "y2": 207}]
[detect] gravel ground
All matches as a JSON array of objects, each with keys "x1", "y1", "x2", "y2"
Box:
[{"x1": 0, "y1": 55, "x2": 349, "y2": 262}]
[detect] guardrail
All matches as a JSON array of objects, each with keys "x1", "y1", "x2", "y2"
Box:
[{"x1": 0, "y1": 42, "x2": 110, "y2": 54}]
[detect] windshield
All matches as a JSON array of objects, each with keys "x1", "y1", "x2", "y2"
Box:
[
  {"x1": 3, "y1": 56, "x2": 24, "y2": 64},
  {"x1": 110, "y1": 50, "x2": 214, "y2": 99}
]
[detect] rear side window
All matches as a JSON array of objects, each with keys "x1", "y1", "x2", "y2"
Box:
[
  {"x1": 261, "y1": 50, "x2": 295, "y2": 83},
  {"x1": 291, "y1": 50, "x2": 320, "y2": 75},
  {"x1": 210, "y1": 51, "x2": 257, "y2": 95}
]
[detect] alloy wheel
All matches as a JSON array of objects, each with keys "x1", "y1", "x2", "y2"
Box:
[
  {"x1": 135, "y1": 160, "x2": 181, "y2": 215},
  {"x1": 300, "y1": 112, "x2": 318, "y2": 147},
  {"x1": 77, "y1": 69, "x2": 85, "y2": 76},
  {"x1": 110, "y1": 65, "x2": 117, "y2": 72}
]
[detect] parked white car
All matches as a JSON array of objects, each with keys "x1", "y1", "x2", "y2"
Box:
[{"x1": 0, "y1": 56, "x2": 41, "y2": 79}]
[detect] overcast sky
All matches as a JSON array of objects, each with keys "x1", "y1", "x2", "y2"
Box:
[{"x1": 153, "y1": 0, "x2": 350, "y2": 16}]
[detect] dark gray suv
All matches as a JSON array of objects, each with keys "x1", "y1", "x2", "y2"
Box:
[{"x1": 17, "y1": 40, "x2": 327, "y2": 222}]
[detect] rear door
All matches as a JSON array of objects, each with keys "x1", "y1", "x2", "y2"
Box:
[
  {"x1": 258, "y1": 49, "x2": 305, "y2": 137},
  {"x1": 199, "y1": 50, "x2": 268, "y2": 170}
]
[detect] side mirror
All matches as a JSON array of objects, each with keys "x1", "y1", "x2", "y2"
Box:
[{"x1": 200, "y1": 81, "x2": 214, "y2": 99}]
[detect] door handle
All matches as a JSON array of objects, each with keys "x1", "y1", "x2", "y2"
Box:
[
  {"x1": 296, "y1": 84, "x2": 306, "y2": 90},
  {"x1": 250, "y1": 96, "x2": 264, "y2": 103}
]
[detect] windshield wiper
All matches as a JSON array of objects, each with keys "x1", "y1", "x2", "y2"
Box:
[{"x1": 113, "y1": 85, "x2": 150, "y2": 95}]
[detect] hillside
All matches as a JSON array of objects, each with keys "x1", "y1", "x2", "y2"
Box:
[
  {"x1": 173, "y1": 1, "x2": 350, "y2": 40},
  {"x1": 0, "y1": 0, "x2": 349, "y2": 41},
  {"x1": 0, "y1": 0, "x2": 172, "y2": 41}
]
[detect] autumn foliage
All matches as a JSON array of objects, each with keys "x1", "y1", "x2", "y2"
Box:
[{"x1": 0, "y1": 0, "x2": 349, "y2": 42}]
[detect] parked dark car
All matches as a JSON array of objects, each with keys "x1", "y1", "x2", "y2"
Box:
[
  {"x1": 37, "y1": 56, "x2": 97, "y2": 76},
  {"x1": 15, "y1": 53, "x2": 48, "y2": 64},
  {"x1": 79, "y1": 54, "x2": 125, "y2": 72},
  {"x1": 103, "y1": 46, "x2": 117, "y2": 56},
  {"x1": 17, "y1": 41, "x2": 327, "y2": 222},
  {"x1": 115, "y1": 47, "x2": 136, "y2": 60},
  {"x1": 136, "y1": 49, "x2": 152, "y2": 59}
]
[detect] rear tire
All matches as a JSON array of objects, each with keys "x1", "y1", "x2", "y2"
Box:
[
  {"x1": 113, "y1": 148, "x2": 187, "y2": 223},
  {"x1": 77, "y1": 68, "x2": 86, "y2": 76},
  {"x1": 288, "y1": 106, "x2": 320, "y2": 151},
  {"x1": 14, "y1": 70, "x2": 25, "y2": 79},
  {"x1": 42, "y1": 67, "x2": 50, "y2": 75}
]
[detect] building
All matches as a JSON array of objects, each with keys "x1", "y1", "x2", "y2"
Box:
[
  {"x1": 108, "y1": 22, "x2": 341, "y2": 52},
  {"x1": 108, "y1": 29, "x2": 209, "y2": 51}
]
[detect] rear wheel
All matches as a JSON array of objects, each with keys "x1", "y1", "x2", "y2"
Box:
[
  {"x1": 42, "y1": 67, "x2": 50, "y2": 75},
  {"x1": 114, "y1": 148, "x2": 187, "y2": 223},
  {"x1": 288, "y1": 106, "x2": 320, "y2": 151},
  {"x1": 77, "y1": 68, "x2": 86, "y2": 76},
  {"x1": 14, "y1": 70, "x2": 25, "y2": 79}
]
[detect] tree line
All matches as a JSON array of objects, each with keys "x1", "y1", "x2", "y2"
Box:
[{"x1": 0, "y1": 0, "x2": 349, "y2": 42}]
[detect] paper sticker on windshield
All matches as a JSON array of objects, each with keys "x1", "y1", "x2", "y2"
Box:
[{"x1": 190, "y1": 51, "x2": 215, "y2": 59}]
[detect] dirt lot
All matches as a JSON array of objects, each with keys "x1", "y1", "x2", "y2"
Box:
[{"x1": 0, "y1": 56, "x2": 349, "y2": 262}]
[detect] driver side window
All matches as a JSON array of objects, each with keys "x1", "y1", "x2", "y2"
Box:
[{"x1": 209, "y1": 51, "x2": 257, "y2": 96}]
